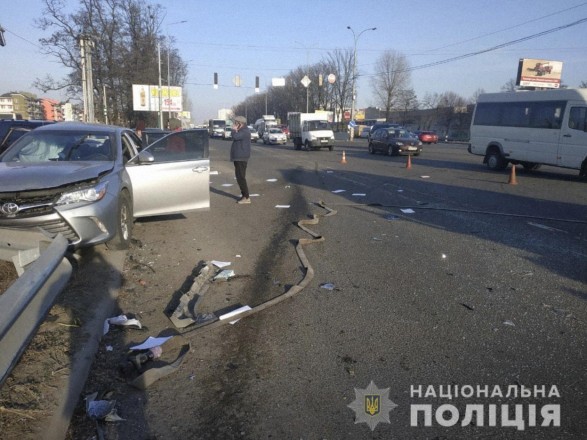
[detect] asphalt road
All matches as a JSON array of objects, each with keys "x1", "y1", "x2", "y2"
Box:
[{"x1": 68, "y1": 136, "x2": 586, "y2": 439}]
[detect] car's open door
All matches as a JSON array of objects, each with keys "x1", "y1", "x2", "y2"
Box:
[{"x1": 126, "y1": 130, "x2": 210, "y2": 217}]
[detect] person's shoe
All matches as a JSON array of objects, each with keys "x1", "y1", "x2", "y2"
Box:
[{"x1": 237, "y1": 197, "x2": 251, "y2": 204}]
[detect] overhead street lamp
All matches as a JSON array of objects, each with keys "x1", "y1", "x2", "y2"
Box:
[
  {"x1": 347, "y1": 26, "x2": 376, "y2": 141},
  {"x1": 158, "y1": 20, "x2": 187, "y2": 128}
]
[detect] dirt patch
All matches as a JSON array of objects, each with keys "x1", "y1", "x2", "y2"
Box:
[
  {"x1": 0, "y1": 260, "x2": 18, "y2": 294},
  {"x1": 0, "y1": 246, "x2": 118, "y2": 440}
]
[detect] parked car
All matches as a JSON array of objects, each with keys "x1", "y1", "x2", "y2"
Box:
[
  {"x1": 368, "y1": 128, "x2": 422, "y2": 156},
  {"x1": 249, "y1": 127, "x2": 259, "y2": 142},
  {"x1": 0, "y1": 119, "x2": 56, "y2": 154},
  {"x1": 368, "y1": 122, "x2": 402, "y2": 142},
  {"x1": 0, "y1": 122, "x2": 210, "y2": 250},
  {"x1": 417, "y1": 131, "x2": 438, "y2": 144},
  {"x1": 262, "y1": 127, "x2": 287, "y2": 145},
  {"x1": 223, "y1": 126, "x2": 232, "y2": 140}
]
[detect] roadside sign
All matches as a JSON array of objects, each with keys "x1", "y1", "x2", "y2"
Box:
[
  {"x1": 301, "y1": 75, "x2": 311, "y2": 88},
  {"x1": 327, "y1": 73, "x2": 336, "y2": 84}
]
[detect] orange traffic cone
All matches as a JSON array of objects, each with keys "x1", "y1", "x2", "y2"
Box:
[
  {"x1": 406, "y1": 154, "x2": 412, "y2": 169},
  {"x1": 508, "y1": 165, "x2": 518, "y2": 185},
  {"x1": 341, "y1": 150, "x2": 348, "y2": 164}
]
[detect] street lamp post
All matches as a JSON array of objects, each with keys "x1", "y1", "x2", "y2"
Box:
[
  {"x1": 157, "y1": 20, "x2": 187, "y2": 129},
  {"x1": 347, "y1": 26, "x2": 376, "y2": 141}
]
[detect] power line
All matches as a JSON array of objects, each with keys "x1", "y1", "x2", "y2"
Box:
[{"x1": 367, "y1": 17, "x2": 587, "y2": 76}]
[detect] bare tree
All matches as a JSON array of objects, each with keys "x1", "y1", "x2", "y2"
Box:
[
  {"x1": 470, "y1": 88, "x2": 486, "y2": 104},
  {"x1": 34, "y1": 0, "x2": 182, "y2": 127},
  {"x1": 323, "y1": 49, "x2": 354, "y2": 129},
  {"x1": 501, "y1": 78, "x2": 518, "y2": 92},
  {"x1": 580, "y1": 80, "x2": 587, "y2": 88},
  {"x1": 370, "y1": 50, "x2": 411, "y2": 121}
]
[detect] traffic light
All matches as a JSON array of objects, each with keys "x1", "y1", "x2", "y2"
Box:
[{"x1": 213, "y1": 72, "x2": 218, "y2": 89}]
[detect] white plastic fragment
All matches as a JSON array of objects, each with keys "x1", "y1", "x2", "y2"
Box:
[
  {"x1": 320, "y1": 283, "x2": 335, "y2": 290},
  {"x1": 266, "y1": 178, "x2": 278, "y2": 182},
  {"x1": 219, "y1": 305, "x2": 252, "y2": 324},
  {"x1": 214, "y1": 269, "x2": 235, "y2": 281},
  {"x1": 103, "y1": 314, "x2": 142, "y2": 335},
  {"x1": 210, "y1": 170, "x2": 219, "y2": 175},
  {"x1": 275, "y1": 205, "x2": 290, "y2": 208},
  {"x1": 400, "y1": 208, "x2": 415, "y2": 214},
  {"x1": 221, "y1": 183, "x2": 234, "y2": 187},
  {"x1": 503, "y1": 320, "x2": 515, "y2": 326},
  {"x1": 332, "y1": 189, "x2": 346, "y2": 193},
  {"x1": 352, "y1": 193, "x2": 366, "y2": 197},
  {"x1": 212, "y1": 260, "x2": 231, "y2": 268}
]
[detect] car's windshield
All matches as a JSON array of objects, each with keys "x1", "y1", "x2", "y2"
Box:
[
  {"x1": 307, "y1": 121, "x2": 330, "y2": 131},
  {"x1": 1, "y1": 131, "x2": 114, "y2": 162},
  {"x1": 269, "y1": 129, "x2": 283, "y2": 134}
]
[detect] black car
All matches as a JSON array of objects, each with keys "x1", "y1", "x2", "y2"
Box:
[
  {"x1": 368, "y1": 128, "x2": 423, "y2": 156},
  {"x1": 0, "y1": 119, "x2": 55, "y2": 154},
  {"x1": 367, "y1": 122, "x2": 402, "y2": 142},
  {"x1": 141, "y1": 128, "x2": 171, "y2": 146}
]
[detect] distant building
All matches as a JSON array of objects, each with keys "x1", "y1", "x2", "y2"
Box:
[
  {"x1": 218, "y1": 108, "x2": 233, "y2": 121},
  {"x1": 39, "y1": 98, "x2": 64, "y2": 121}
]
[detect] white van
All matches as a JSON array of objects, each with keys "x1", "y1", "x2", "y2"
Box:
[{"x1": 468, "y1": 88, "x2": 587, "y2": 177}]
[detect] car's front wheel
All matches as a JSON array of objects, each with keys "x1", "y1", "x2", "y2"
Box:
[{"x1": 107, "y1": 190, "x2": 133, "y2": 250}]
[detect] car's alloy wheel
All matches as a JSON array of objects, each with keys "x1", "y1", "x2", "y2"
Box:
[{"x1": 107, "y1": 190, "x2": 133, "y2": 250}]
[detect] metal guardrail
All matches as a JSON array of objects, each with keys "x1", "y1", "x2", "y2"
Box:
[{"x1": 0, "y1": 230, "x2": 72, "y2": 386}]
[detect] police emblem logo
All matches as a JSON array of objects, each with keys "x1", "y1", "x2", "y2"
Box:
[
  {"x1": 348, "y1": 380, "x2": 397, "y2": 431},
  {"x1": 365, "y1": 395, "x2": 380, "y2": 416}
]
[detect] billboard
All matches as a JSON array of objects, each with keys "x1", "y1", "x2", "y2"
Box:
[
  {"x1": 516, "y1": 58, "x2": 563, "y2": 89},
  {"x1": 132, "y1": 84, "x2": 183, "y2": 112}
]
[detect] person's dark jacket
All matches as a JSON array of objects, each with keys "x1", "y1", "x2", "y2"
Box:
[{"x1": 230, "y1": 125, "x2": 252, "y2": 162}]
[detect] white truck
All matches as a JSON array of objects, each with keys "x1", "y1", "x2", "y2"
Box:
[
  {"x1": 253, "y1": 115, "x2": 277, "y2": 138},
  {"x1": 288, "y1": 112, "x2": 335, "y2": 151}
]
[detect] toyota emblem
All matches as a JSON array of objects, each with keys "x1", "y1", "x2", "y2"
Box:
[{"x1": 1, "y1": 202, "x2": 20, "y2": 215}]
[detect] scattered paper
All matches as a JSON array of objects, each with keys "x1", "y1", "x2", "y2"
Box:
[
  {"x1": 219, "y1": 305, "x2": 252, "y2": 324},
  {"x1": 249, "y1": 193, "x2": 260, "y2": 197},
  {"x1": 210, "y1": 170, "x2": 219, "y2": 175},
  {"x1": 266, "y1": 178, "x2": 278, "y2": 182},
  {"x1": 275, "y1": 205, "x2": 290, "y2": 209},
  {"x1": 332, "y1": 189, "x2": 346, "y2": 193},
  {"x1": 400, "y1": 208, "x2": 415, "y2": 214},
  {"x1": 130, "y1": 335, "x2": 173, "y2": 351},
  {"x1": 420, "y1": 176, "x2": 430, "y2": 179},
  {"x1": 221, "y1": 183, "x2": 233, "y2": 187},
  {"x1": 212, "y1": 260, "x2": 231, "y2": 268},
  {"x1": 320, "y1": 283, "x2": 335, "y2": 290},
  {"x1": 397, "y1": 189, "x2": 404, "y2": 192},
  {"x1": 352, "y1": 193, "x2": 366, "y2": 197},
  {"x1": 503, "y1": 320, "x2": 515, "y2": 327}
]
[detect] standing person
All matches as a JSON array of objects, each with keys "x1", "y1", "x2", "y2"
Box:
[{"x1": 230, "y1": 116, "x2": 252, "y2": 204}]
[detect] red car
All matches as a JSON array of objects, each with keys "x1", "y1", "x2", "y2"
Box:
[
  {"x1": 279, "y1": 125, "x2": 290, "y2": 138},
  {"x1": 418, "y1": 131, "x2": 438, "y2": 144}
]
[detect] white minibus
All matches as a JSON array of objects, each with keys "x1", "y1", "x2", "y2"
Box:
[{"x1": 468, "y1": 88, "x2": 587, "y2": 177}]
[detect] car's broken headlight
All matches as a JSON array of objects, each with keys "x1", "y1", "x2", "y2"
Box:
[{"x1": 56, "y1": 181, "x2": 108, "y2": 205}]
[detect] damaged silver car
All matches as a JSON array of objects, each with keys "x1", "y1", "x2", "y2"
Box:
[{"x1": 0, "y1": 122, "x2": 210, "y2": 249}]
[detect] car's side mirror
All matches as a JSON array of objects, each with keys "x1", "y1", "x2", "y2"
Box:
[{"x1": 138, "y1": 150, "x2": 155, "y2": 163}]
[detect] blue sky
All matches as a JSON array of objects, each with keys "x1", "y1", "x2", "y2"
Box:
[{"x1": 2, "y1": 0, "x2": 587, "y2": 124}]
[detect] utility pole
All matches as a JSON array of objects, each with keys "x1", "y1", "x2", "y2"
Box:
[{"x1": 79, "y1": 35, "x2": 95, "y2": 123}]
